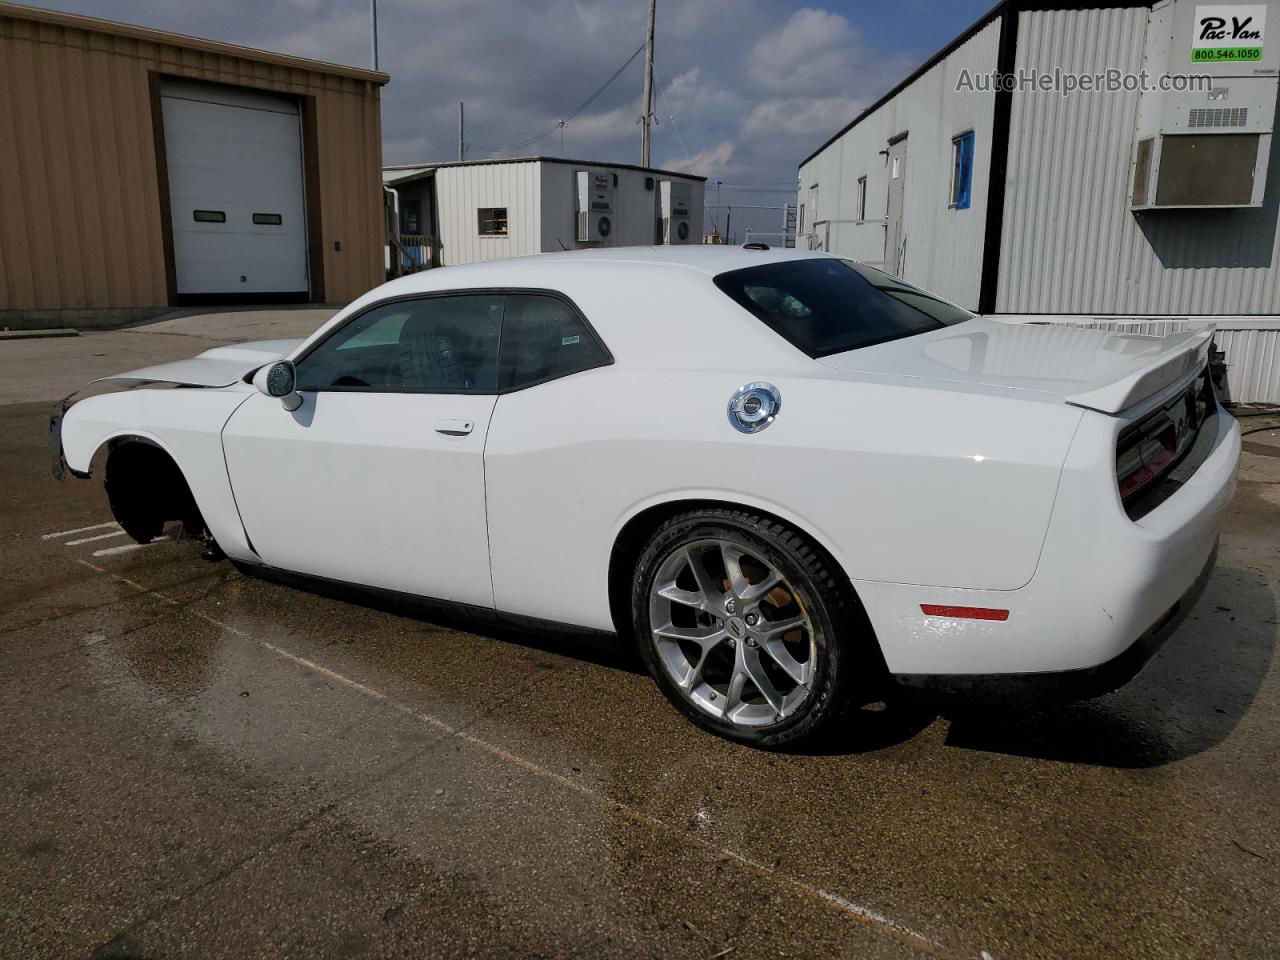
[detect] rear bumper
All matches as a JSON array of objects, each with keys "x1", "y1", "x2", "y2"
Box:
[
  {"x1": 891, "y1": 542, "x2": 1216, "y2": 703},
  {"x1": 856, "y1": 394, "x2": 1240, "y2": 679}
]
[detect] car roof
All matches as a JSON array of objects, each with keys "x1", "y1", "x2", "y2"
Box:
[
  {"x1": 517, "y1": 245, "x2": 832, "y2": 274},
  {"x1": 381, "y1": 246, "x2": 834, "y2": 294}
]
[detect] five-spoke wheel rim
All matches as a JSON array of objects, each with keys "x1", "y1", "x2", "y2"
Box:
[{"x1": 648, "y1": 538, "x2": 816, "y2": 727}]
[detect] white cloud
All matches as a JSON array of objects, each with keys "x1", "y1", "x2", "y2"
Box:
[
  {"x1": 36, "y1": 0, "x2": 942, "y2": 237},
  {"x1": 665, "y1": 140, "x2": 735, "y2": 179},
  {"x1": 749, "y1": 7, "x2": 860, "y2": 95},
  {"x1": 741, "y1": 95, "x2": 867, "y2": 137}
]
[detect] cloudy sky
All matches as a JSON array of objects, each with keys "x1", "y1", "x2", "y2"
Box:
[{"x1": 33, "y1": 0, "x2": 992, "y2": 237}]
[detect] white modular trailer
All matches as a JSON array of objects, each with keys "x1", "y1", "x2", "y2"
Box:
[
  {"x1": 799, "y1": 0, "x2": 1280, "y2": 401},
  {"x1": 797, "y1": 15, "x2": 1001, "y2": 310},
  {"x1": 435, "y1": 160, "x2": 543, "y2": 265},
  {"x1": 385, "y1": 158, "x2": 705, "y2": 268}
]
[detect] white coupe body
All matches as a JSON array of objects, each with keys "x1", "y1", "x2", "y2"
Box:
[{"x1": 54, "y1": 247, "x2": 1240, "y2": 743}]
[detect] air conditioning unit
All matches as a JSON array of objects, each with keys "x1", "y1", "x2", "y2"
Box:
[
  {"x1": 576, "y1": 170, "x2": 615, "y2": 243},
  {"x1": 660, "y1": 180, "x2": 693, "y2": 244},
  {"x1": 1131, "y1": 0, "x2": 1278, "y2": 209}
]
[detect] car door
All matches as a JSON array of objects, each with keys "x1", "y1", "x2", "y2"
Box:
[
  {"x1": 481, "y1": 292, "x2": 615, "y2": 625},
  {"x1": 221, "y1": 293, "x2": 503, "y2": 608}
]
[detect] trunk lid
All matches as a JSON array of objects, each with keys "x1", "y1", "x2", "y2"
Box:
[{"x1": 817, "y1": 318, "x2": 1213, "y2": 414}]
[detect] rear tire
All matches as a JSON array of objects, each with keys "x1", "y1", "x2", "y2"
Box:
[{"x1": 631, "y1": 508, "x2": 875, "y2": 748}]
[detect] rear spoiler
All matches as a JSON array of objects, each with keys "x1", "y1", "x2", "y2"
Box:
[{"x1": 1065, "y1": 328, "x2": 1214, "y2": 415}]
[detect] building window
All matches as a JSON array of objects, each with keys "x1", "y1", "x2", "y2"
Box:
[
  {"x1": 950, "y1": 131, "x2": 975, "y2": 210},
  {"x1": 252, "y1": 213, "x2": 283, "y2": 225},
  {"x1": 193, "y1": 210, "x2": 226, "y2": 223},
  {"x1": 478, "y1": 207, "x2": 508, "y2": 236},
  {"x1": 798, "y1": 203, "x2": 805, "y2": 235},
  {"x1": 856, "y1": 176, "x2": 867, "y2": 221}
]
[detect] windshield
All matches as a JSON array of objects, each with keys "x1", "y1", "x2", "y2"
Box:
[{"x1": 713, "y1": 258, "x2": 972, "y2": 358}]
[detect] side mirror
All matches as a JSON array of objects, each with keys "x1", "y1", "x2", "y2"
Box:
[{"x1": 252, "y1": 360, "x2": 302, "y2": 411}]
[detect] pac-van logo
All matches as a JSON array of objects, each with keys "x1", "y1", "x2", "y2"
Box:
[{"x1": 1192, "y1": 4, "x2": 1267, "y2": 62}]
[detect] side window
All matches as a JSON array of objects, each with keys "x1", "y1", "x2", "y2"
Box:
[
  {"x1": 498, "y1": 294, "x2": 609, "y2": 390},
  {"x1": 295, "y1": 294, "x2": 503, "y2": 392},
  {"x1": 950, "y1": 131, "x2": 975, "y2": 210}
]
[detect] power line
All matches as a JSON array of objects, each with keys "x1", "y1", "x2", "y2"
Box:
[
  {"x1": 656, "y1": 69, "x2": 718, "y2": 235},
  {"x1": 478, "y1": 43, "x2": 646, "y2": 157},
  {"x1": 657, "y1": 73, "x2": 691, "y2": 164},
  {"x1": 566, "y1": 43, "x2": 646, "y2": 125}
]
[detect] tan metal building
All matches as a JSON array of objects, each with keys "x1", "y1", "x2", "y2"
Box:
[{"x1": 0, "y1": 1, "x2": 389, "y2": 329}]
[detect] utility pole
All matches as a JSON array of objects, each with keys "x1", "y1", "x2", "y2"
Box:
[
  {"x1": 369, "y1": 0, "x2": 379, "y2": 71},
  {"x1": 458, "y1": 102, "x2": 465, "y2": 161},
  {"x1": 640, "y1": 0, "x2": 656, "y2": 167}
]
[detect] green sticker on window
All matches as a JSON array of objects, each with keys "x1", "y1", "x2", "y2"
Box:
[{"x1": 562, "y1": 335, "x2": 580, "y2": 346}]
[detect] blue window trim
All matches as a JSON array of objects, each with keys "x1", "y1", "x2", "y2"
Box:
[{"x1": 952, "y1": 131, "x2": 974, "y2": 211}]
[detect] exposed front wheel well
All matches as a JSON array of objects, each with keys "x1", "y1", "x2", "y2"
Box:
[{"x1": 102, "y1": 437, "x2": 205, "y2": 544}]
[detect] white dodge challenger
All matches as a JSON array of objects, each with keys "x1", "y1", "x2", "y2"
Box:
[{"x1": 51, "y1": 247, "x2": 1240, "y2": 746}]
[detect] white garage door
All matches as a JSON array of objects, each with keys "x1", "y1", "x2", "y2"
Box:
[{"x1": 161, "y1": 80, "x2": 309, "y2": 296}]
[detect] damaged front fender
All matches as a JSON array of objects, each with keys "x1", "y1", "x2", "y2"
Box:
[
  {"x1": 49, "y1": 397, "x2": 76, "y2": 481},
  {"x1": 95, "y1": 338, "x2": 304, "y2": 389}
]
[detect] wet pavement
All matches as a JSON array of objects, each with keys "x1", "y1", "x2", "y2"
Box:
[{"x1": 2, "y1": 329, "x2": 1279, "y2": 959}]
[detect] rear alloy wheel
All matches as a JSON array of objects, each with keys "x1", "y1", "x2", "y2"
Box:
[{"x1": 632, "y1": 510, "x2": 866, "y2": 747}]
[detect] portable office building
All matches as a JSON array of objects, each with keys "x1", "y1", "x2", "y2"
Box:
[
  {"x1": 799, "y1": 0, "x2": 1280, "y2": 401},
  {"x1": 382, "y1": 158, "x2": 705, "y2": 270}
]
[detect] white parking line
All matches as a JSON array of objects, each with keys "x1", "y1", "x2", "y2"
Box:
[
  {"x1": 65, "y1": 530, "x2": 129, "y2": 547},
  {"x1": 91, "y1": 537, "x2": 169, "y2": 558},
  {"x1": 75, "y1": 557, "x2": 954, "y2": 958},
  {"x1": 42, "y1": 521, "x2": 119, "y2": 540}
]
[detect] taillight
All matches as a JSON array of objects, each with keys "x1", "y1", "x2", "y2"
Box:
[
  {"x1": 1116, "y1": 373, "x2": 1209, "y2": 514},
  {"x1": 1116, "y1": 422, "x2": 1178, "y2": 499}
]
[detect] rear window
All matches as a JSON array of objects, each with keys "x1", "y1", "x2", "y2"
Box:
[{"x1": 713, "y1": 258, "x2": 971, "y2": 358}]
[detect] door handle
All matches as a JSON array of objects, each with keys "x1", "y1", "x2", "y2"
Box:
[{"x1": 434, "y1": 418, "x2": 474, "y2": 437}]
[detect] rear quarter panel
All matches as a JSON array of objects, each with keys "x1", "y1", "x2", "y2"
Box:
[{"x1": 484, "y1": 365, "x2": 1083, "y2": 632}]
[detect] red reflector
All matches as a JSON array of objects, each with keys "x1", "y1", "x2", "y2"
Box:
[
  {"x1": 1149, "y1": 602, "x2": 1180, "y2": 634},
  {"x1": 921, "y1": 604, "x2": 1010, "y2": 621}
]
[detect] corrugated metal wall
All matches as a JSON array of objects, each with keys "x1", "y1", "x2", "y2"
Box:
[
  {"x1": 796, "y1": 19, "x2": 1000, "y2": 310},
  {"x1": 1217, "y1": 328, "x2": 1280, "y2": 402},
  {"x1": 0, "y1": 7, "x2": 385, "y2": 317},
  {"x1": 434, "y1": 162, "x2": 542, "y2": 265},
  {"x1": 998, "y1": 5, "x2": 1280, "y2": 316}
]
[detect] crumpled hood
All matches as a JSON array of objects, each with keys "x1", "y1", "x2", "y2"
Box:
[
  {"x1": 818, "y1": 318, "x2": 1213, "y2": 414},
  {"x1": 94, "y1": 338, "x2": 304, "y2": 388}
]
